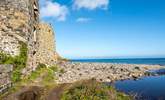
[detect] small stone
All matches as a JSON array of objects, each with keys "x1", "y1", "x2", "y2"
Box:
[{"x1": 79, "y1": 73, "x2": 82, "y2": 76}]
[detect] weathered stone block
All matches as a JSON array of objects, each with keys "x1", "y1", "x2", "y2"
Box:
[
  {"x1": 0, "y1": 64, "x2": 13, "y2": 93},
  {"x1": 0, "y1": 65, "x2": 13, "y2": 73}
]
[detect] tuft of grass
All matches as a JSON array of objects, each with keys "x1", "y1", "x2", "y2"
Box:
[
  {"x1": 0, "y1": 52, "x2": 14, "y2": 64},
  {"x1": 61, "y1": 79, "x2": 131, "y2": 100},
  {"x1": 0, "y1": 42, "x2": 28, "y2": 82},
  {"x1": 11, "y1": 68, "x2": 22, "y2": 82},
  {"x1": 60, "y1": 68, "x2": 65, "y2": 74},
  {"x1": 25, "y1": 64, "x2": 58, "y2": 86},
  {"x1": 0, "y1": 64, "x2": 59, "y2": 99},
  {"x1": 38, "y1": 63, "x2": 47, "y2": 69},
  {"x1": 50, "y1": 65, "x2": 58, "y2": 72},
  {"x1": 117, "y1": 92, "x2": 131, "y2": 100},
  {"x1": 42, "y1": 68, "x2": 55, "y2": 85},
  {"x1": 11, "y1": 42, "x2": 28, "y2": 82}
]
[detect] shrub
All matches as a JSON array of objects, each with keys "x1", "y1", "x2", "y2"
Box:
[
  {"x1": 11, "y1": 69, "x2": 22, "y2": 82},
  {"x1": 50, "y1": 65, "x2": 58, "y2": 72},
  {"x1": 11, "y1": 42, "x2": 28, "y2": 82},
  {"x1": 0, "y1": 42, "x2": 28, "y2": 82},
  {"x1": 61, "y1": 79, "x2": 131, "y2": 100},
  {"x1": 0, "y1": 53, "x2": 14, "y2": 64},
  {"x1": 37, "y1": 63, "x2": 47, "y2": 69},
  {"x1": 60, "y1": 68, "x2": 65, "y2": 74},
  {"x1": 43, "y1": 68, "x2": 55, "y2": 83}
]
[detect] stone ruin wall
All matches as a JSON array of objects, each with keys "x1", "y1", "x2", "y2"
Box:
[
  {"x1": 0, "y1": 0, "x2": 58, "y2": 70},
  {"x1": 0, "y1": 0, "x2": 58, "y2": 90},
  {"x1": 0, "y1": 0, "x2": 40, "y2": 72},
  {"x1": 0, "y1": 0, "x2": 29, "y2": 56},
  {"x1": 37, "y1": 23, "x2": 58, "y2": 66},
  {"x1": 0, "y1": 65, "x2": 13, "y2": 93}
]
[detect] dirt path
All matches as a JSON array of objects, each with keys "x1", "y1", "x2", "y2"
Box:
[
  {"x1": 2, "y1": 84, "x2": 69, "y2": 100},
  {"x1": 46, "y1": 84, "x2": 67, "y2": 100},
  {"x1": 3, "y1": 86, "x2": 43, "y2": 100}
]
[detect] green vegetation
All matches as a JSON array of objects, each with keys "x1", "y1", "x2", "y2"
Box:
[
  {"x1": 61, "y1": 79, "x2": 131, "y2": 100},
  {"x1": 0, "y1": 64, "x2": 58, "y2": 99},
  {"x1": 50, "y1": 65, "x2": 58, "y2": 72},
  {"x1": 60, "y1": 68, "x2": 65, "y2": 74},
  {"x1": 0, "y1": 43, "x2": 131, "y2": 100},
  {"x1": 0, "y1": 51, "x2": 14, "y2": 64},
  {"x1": 0, "y1": 42, "x2": 28, "y2": 82},
  {"x1": 12, "y1": 42, "x2": 28, "y2": 82},
  {"x1": 25, "y1": 64, "x2": 58, "y2": 85}
]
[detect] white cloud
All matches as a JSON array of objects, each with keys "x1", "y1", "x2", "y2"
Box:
[
  {"x1": 76, "y1": 17, "x2": 91, "y2": 23},
  {"x1": 73, "y1": 0, "x2": 109, "y2": 10},
  {"x1": 40, "y1": 1, "x2": 69, "y2": 21}
]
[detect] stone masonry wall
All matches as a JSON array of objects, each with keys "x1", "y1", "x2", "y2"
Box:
[
  {"x1": 37, "y1": 23, "x2": 57, "y2": 66},
  {"x1": 25, "y1": 0, "x2": 40, "y2": 73},
  {"x1": 0, "y1": 0, "x2": 40, "y2": 72},
  {"x1": 0, "y1": 0, "x2": 29, "y2": 56},
  {"x1": 0, "y1": 65, "x2": 13, "y2": 93},
  {"x1": 0, "y1": 0, "x2": 58, "y2": 76}
]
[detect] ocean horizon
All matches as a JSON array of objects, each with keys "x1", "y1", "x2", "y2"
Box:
[{"x1": 71, "y1": 58, "x2": 165, "y2": 65}]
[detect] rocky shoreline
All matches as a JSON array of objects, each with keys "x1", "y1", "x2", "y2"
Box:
[{"x1": 56, "y1": 62, "x2": 165, "y2": 84}]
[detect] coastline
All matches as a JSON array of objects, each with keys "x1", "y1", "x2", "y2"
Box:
[{"x1": 56, "y1": 62, "x2": 165, "y2": 84}]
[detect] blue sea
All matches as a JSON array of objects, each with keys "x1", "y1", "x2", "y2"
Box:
[
  {"x1": 72, "y1": 58, "x2": 165, "y2": 100},
  {"x1": 113, "y1": 76, "x2": 165, "y2": 100},
  {"x1": 71, "y1": 58, "x2": 165, "y2": 65}
]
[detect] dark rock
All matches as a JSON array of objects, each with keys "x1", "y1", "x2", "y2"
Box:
[{"x1": 134, "y1": 66, "x2": 140, "y2": 70}]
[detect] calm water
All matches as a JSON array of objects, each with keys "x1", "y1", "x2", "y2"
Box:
[
  {"x1": 113, "y1": 75, "x2": 165, "y2": 100},
  {"x1": 71, "y1": 58, "x2": 165, "y2": 65}
]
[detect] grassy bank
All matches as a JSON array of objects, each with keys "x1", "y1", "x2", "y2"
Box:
[
  {"x1": 0, "y1": 64, "x2": 58, "y2": 99},
  {"x1": 0, "y1": 41, "x2": 28, "y2": 82},
  {"x1": 61, "y1": 79, "x2": 131, "y2": 100}
]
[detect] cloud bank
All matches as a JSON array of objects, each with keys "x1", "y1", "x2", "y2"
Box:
[
  {"x1": 73, "y1": 0, "x2": 109, "y2": 10},
  {"x1": 40, "y1": 0, "x2": 69, "y2": 21}
]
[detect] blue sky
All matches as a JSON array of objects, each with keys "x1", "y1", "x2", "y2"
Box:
[{"x1": 40, "y1": 0, "x2": 165, "y2": 59}]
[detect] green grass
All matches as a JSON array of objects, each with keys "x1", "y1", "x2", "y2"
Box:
[
  {"x1": 0, "y1": 64, "x2": 58, "y2": 99},
  {"x1": 24, "y1": 64, "x2": 58, "y2": 86},
  {"x1": 60, "y1": 68, "x2": 65, "y2": 74},
  {"x1": 11, "y1": 42, "x2": 28, "y2": 82},
  {"x1": 117, "y1": 92, "x2": 132, "y2": 100},
  {"x1": 61, "y1": 79, "x2": 131, "y2": 100},
  {"x1": 0, "y1": 42, "x2": 28, "y2": 82},
  {"x1": 50, "y1": 65, "x2": 58, "y2": 72}
]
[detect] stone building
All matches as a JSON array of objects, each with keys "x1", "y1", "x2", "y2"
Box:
[
  {"x1": 37, "y1": 23, "x2": 58, "y2": 66},
  {"x1": 0, "y1": 0, "x2": 58, "y2": 73},
  {"x1": 0, "y1": 0, "x2": 40, "y2": 72}
]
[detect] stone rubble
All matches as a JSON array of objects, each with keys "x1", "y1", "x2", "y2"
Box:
[{"x1": 56, "y1": 62, "x2": 165, "y2": 84}]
